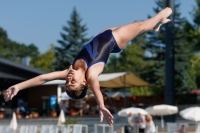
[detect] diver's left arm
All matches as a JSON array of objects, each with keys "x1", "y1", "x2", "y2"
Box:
[{"x1": 89, "y1": 75, "x2": 114, "y2": 125}]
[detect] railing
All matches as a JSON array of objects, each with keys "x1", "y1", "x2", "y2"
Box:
[{"x1": 94, "y1": 124, "x2": 114, "y2": 133}]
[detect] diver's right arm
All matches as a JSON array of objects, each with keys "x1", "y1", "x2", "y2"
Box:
[
  {"x1": 19, "y1": 70, "x2": 69, "y2": 90},
  {"x1": 4, "y1": 68, "x2": 70, "y2": 101}
]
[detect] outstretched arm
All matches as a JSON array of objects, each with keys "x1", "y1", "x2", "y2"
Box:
[
  {"x1": 4, "y1": 67, "x2": 70, "y2": 101},
  {"x1": 89, "y1": 75, "x2": 114, "y2": 126},
  {"x1": 18, "y1": 70, "x2": 68, "y2": 89}
]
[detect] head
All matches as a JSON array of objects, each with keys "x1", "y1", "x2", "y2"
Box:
[
  {"x1": 65, "y1": 69, "x2": 87, "y2": 100},
  {"x1": 138, "y1": 113, "x2": 142, "y2": 116},
  {"x1": 128, "y1": 113, "x2": 133, "y2": 117},
  {"x1": 181, "y1": 125, "x2": 185, "y2": 129},
  {"x1": 145, "y1": 114, "x2": 152, "y2": 121}
]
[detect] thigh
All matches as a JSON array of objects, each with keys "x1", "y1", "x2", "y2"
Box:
[{"x1": 112, "y1": 21, "x2": 144, "y2": 49}]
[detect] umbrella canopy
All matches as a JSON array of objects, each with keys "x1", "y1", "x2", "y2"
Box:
[
  {"x1": 9, "y1": 112, "x2": 18, "y2": 131},
  {"x1": 60, "y1": 92, "x2": 70, "y2": 100},
  {"x1": 145, "y1": 104, "x2": 178, "y2": 116},
  {"x1": 44, "y1": 72, "x2": 149, "y2": 88},
  {"x1": 57, "y1": 109, "x2": 66, "y2": 126},
  {"x1": 179, "y1": 107, "x2": 200, "y2": 122},
  {"x1": 145, "y1": 104, "x2": 178, "y2": 128},
  {"x1": 99, "y1": 72, "x2": 149, "y2": 88},
  {"x1": 118, "y1": 107, "x2": 148, "y2": 117}
]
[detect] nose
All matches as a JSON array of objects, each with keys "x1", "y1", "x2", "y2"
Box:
[{"x1": 66, "y1": 77, "x2": 72, "y2": 85}]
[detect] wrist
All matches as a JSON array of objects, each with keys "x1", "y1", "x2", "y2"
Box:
[
  {"x1": 15, "y1": 84, "x2": 20, "y2": 90},
  {"x1": 98, "y1": 105, "x2": 105, "y2": 110}
]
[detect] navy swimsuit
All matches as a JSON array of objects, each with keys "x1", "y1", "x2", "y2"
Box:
[{"x1": 72, "y1": 30, "x2": 121, "y2": 70}]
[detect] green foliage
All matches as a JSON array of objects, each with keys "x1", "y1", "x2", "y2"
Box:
[
  {"x1": 34, "y1": 44, "x2": 55, "y2": 72},
  {"x1": 184, "y1": 0, "x2": 200, "y2": 88},
  {"x1": 143, "y1": 0, "x2": 195, "y2": 94},
  {"x1": 0, "y1": 27, "x2": 40, "y2": 64},
  {"x1": 0, "y1": 27, "x2": 56, "y2": 71},
  {"x1": 184, "y1": 0, "x2": 200, "y2": 51},
  {"x1": 64, "y1": 117, "x2": 81, "y2": 125},
  {"x1": 190, "y1": 54, "x2": 200, "y2": 87},
  {"x1": 53, "y1": 7, "x2": 91, "y2": 70},
  {"x1": 104, "y1": 34, "x2": 155, "y2": 95},
  {"x1": 130, "y1": 86, "x2": 152, "y2": 96},
  {"x1": 104, "y1": 55, "x2": 119, "y2": 72},
  {"x1": 105, "y1": 34, "x2": 148, "y2": 74}
]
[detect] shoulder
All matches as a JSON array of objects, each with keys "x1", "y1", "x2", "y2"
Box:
[
  {"x1": 87, "y1": 72, "x2": 99, "y2": 84},
  {"x1": 86, "y1": 64, "x2": 104, "y2": 81}
]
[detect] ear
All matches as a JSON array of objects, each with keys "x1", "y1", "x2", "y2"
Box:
[{"x1": 82, "y1": 78, "x2": 87, "y2": 86}]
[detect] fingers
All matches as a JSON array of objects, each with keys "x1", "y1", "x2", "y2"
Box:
[
  {"x1": 105, "y1": 114, "x2": 114, "y2": 126},
  {"x1": 4, "y1": 90, "x2": 10, "y2": 101},
  {"x1": 105, "y1": 110, "x2": 114, "y2": 120},
  {"x1": 4, "y1": 92, "x2": 11, "y2": 102},
  {"x1": 99, "y1": 111, "x2": 103, "y2": 122},
  {"x1": 99, "y1": 110, "x2": 114, "y2": 126},
  {"x1": 3, "y1": 87, "x2": 13, "y2": 102},
  {"x1": 105, "y1": 116, "x2": 114, "y2": 125}
]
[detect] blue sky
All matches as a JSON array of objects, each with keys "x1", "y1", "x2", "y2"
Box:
[{"x1": 0, "y1": 0, "x2": 196, "y2": 53}]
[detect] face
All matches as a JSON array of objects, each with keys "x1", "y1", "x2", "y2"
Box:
[
  {"x1": 146, "y1": 115, "x2": 150, "y2": 120},
  {"x1": 65, "y1": 69, "x2": 86, "y2": 91}
]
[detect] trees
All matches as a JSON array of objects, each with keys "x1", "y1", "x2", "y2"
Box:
[
  {"x1": 185, "y1": 0, "x2": 200, "y2": 88},
  {"x1": 143, "y1": 0, "x2": 195, "y2": 94},
  {"x1": 53, "y1": 7, "x2": 91, "y2": 70},
  {"x1": 0, "y1": 27, "x2": 40, "y2": 65},
  {"x1": 104, "y1": 34, "x2": 154, "y2": 96},
  {"x1": 34, "y1": 45, "x2": 55, "y2": 72},
  {"x1": 104, "y1": 34, "x2": 148, "y2": 73},
  {"x1": 0, "y1": 27, "x2": 56, "y2": 72}
]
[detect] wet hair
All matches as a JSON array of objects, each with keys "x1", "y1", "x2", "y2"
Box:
[{"x1": 66, "y1": 85, "x2": 88, "y2": 100}]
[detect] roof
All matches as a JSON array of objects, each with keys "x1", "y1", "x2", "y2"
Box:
[
  {"x1": 0, "y1": 71, "x2": 25, "y2": 80},
  {"x1": 44, "y1": 72, "x2": 149, "y2": 88},
  {"x1": 0, "y1": 57, "x2": 46, "y2": 75},
  {"x1": 98, "y1": 72, "x2": 127, "y2": 81}
]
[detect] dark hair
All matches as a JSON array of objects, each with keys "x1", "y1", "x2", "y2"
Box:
[
  {"x1": 66, "y1": 85, "x2": 113, "y2": 105},
  {"x1": 66, "y1": 85, "x2": 88, "y2": 100}
]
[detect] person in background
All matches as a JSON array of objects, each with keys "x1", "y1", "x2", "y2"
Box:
[
  {"x1": 176, "y1": 125, "x2": 188, "y2": 133},
  {"x1": 126, "y1": 113, "x2": 134, "y2": 133},
  {"x1": 145, "y1": 114, "x2": 156, "y2": 133},
  {"x1": 137, "y1": 113, "x2": 146, "y2": 133},
  {"x1": 79, "y1": 103, "x2": 90, "y2": 116},
  {"x1": 59, "y1": 100, "x2": 68, "y2": 115}
]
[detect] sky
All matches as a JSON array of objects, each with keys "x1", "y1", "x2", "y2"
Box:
[{"x1": 0, "y1": 0, "x2": 196, "y2": 53}]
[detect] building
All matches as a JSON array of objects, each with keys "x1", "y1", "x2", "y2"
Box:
[{"x1": 0, "y1": 57, "x2": 57, "y2": 114}]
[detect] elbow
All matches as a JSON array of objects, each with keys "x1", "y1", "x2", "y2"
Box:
[{"x1": 38, "y1": 74, "x2": 47, "y2": 83}]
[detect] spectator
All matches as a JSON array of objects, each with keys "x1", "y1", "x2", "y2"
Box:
[
  {"x1": 176, "y1": 125, "x2": 188, "y2": 133},
  {"x1": 17, "y1": 103, "x2": 26, "y2": 117},
  {"x1": 137, "y1": 113, "x2": 146, "y2": 133},
  {"x1": 59, "y1": 100, "x2": 68, "y2": 115},
  {"x1": 83, "y1": 103, "x2": 90, "y2": 114},
  {"x1": 145, "y1": 114, "x2": 156, "y2": 133},
  {"x1": 79, "y1": 103, "x2": 90, "y2": 116},
  {"x1": 125, "y1": 113, "x2": 134, "y2": 133}
]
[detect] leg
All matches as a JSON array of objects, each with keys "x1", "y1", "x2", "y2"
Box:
[{"x1": 112, "y1": 7, "x2": 172, "y2": 49}]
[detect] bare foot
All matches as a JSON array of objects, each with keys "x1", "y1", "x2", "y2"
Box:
[{"x1": 153, "y1": 7, "x2": 172, "y2": 32}]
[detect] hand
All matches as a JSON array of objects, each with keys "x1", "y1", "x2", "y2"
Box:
[
  {"x1": 4, "y1": 85, "x2": 19, "y2": 101},
  {"x1": 99, "y1": 106, "x2": 114, "y2": 126}
]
